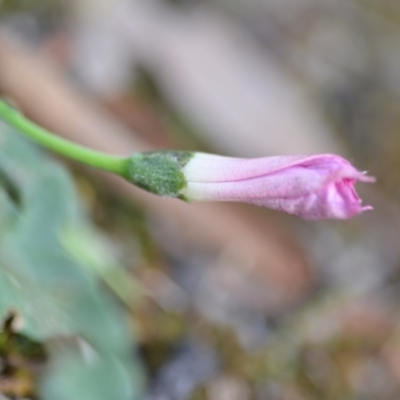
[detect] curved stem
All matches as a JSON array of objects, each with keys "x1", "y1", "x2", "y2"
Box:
[{"x1": 0, "y1": 99, "x2": 129, "y2": 176}]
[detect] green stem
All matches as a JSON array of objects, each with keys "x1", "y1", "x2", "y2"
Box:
[{"x1": 0, "y1": 99, "x2": 129, "y2": 175}]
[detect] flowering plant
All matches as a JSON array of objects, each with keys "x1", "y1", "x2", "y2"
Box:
[{"x1": 0, "y1": 100, "x2": 373, "y2": 220}]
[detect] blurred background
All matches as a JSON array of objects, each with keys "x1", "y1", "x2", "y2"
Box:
[{"x1": 1, "y1": 0, "x2": 400, "y2": 399}]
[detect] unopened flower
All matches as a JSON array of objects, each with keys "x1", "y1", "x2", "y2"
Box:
[{"x1": 126, "y1": 151, "x2": 374, "y2": 220}]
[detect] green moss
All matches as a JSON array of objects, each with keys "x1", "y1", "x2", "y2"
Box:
[{"x1": 125, "y1": 151, "x2": 194, "y2": 199}]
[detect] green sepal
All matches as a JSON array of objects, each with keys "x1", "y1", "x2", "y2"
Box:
[{"x1": 125, "y1": 151, "x2": 194, "y2": 199}]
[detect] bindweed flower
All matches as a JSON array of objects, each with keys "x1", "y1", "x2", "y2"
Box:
[
  {"x1": 126, "y1": 151, "x2": 374, "y2": 220},
  {"x1": 0, "y1": 99, "x2": 374, "y2": 219},
  {"x1": 0, "y1": 100, "x2": 374, "y2": 220}
]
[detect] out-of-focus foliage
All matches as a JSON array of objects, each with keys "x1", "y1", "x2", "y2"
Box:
[{"x1": 0, "y1": 122, "x2": 143, "y2": 399}]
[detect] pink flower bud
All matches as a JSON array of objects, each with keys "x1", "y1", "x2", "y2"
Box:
[{"x1": 182, "y1": 153, "x2": 374, "y2": 219}]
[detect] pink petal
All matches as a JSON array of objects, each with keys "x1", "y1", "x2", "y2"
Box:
[
  {"x1": 182, "y1": 153, "x2": 374, "y2": 220},
  {"x1": 183, "y1": 153, "x2": 355, "y2": 182}
]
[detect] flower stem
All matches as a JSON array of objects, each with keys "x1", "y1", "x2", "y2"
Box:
[{"x1": 0, "y1": 99, "x2": 129, "y2": 175}]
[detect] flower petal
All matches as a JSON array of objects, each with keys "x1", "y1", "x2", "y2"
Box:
[
  {"x1": 183, "y1": 153, "x2": 355, "y2": 183},
  {"x1": 182, "y1": 153, "x2": 374, "y2": 219}
]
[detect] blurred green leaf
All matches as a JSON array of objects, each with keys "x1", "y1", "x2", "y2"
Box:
[
  {"x1": 0, "y1": 123, "x2": 144, "y2": 399},
  {"x1": 42, "y1": 352, "x2": 141, "y2": 400}
]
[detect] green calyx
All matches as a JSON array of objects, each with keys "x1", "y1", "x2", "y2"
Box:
[{"x1": 125, "y1": 151, "x2": 194, "y2": 199}]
